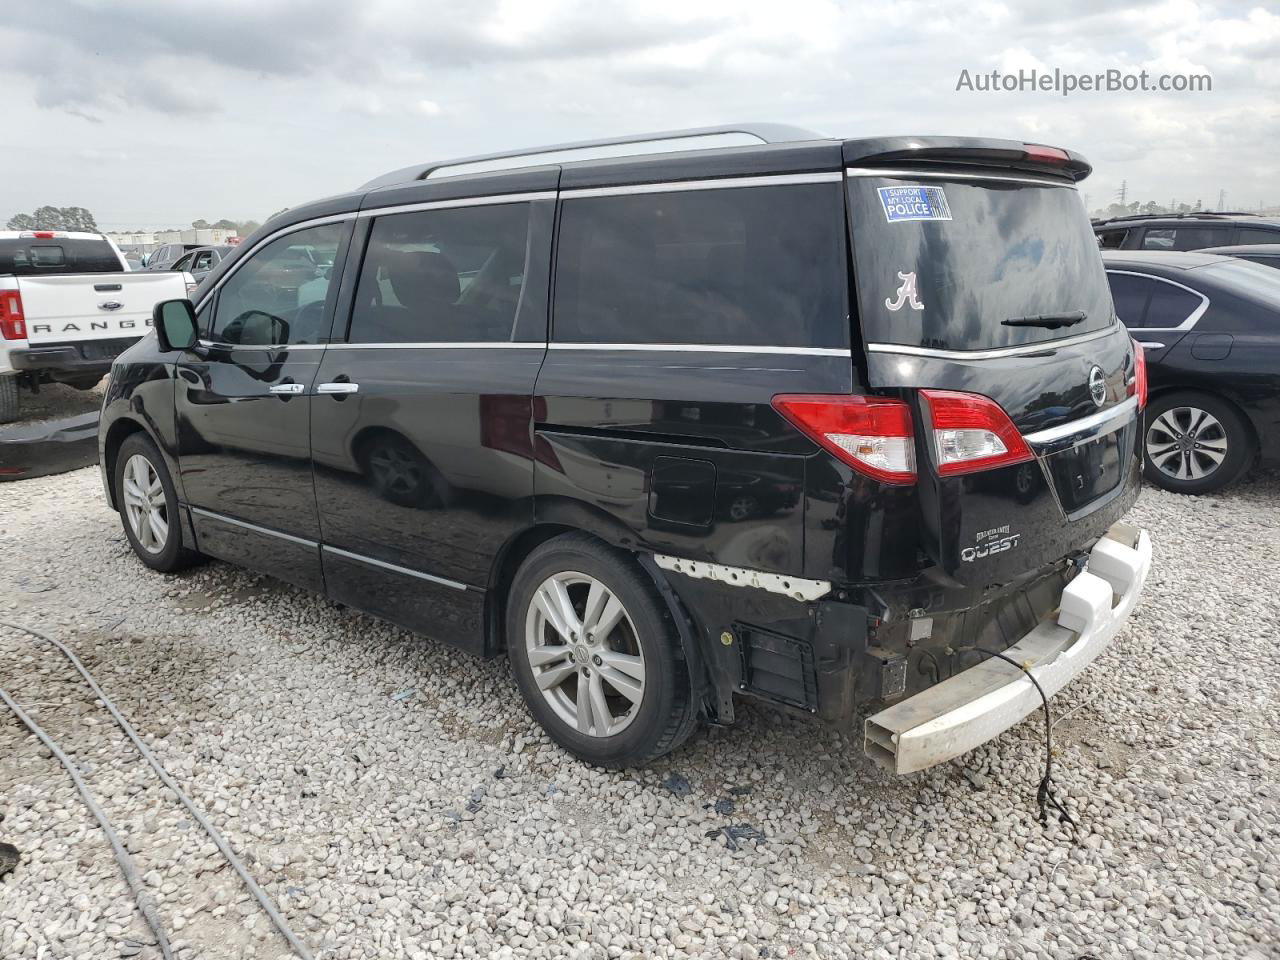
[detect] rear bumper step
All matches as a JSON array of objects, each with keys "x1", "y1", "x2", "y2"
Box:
[{"x1": 864, "y1": 521, "x2": 1152, "y2": 774}]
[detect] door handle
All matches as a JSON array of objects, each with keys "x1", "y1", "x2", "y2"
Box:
[
  {"x1": 1137, "y1": 341, "x2": 1165, "y2": 350},
  {"x1": 269, "y1": 383, "x2": 306, "y2": 395},
  {"x1": 316, "y1": 382, "x2": 359, "y2": 395}
]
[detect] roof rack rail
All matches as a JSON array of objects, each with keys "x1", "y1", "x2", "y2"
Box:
[
  {"x1": 359, "y1": 123, "x2": 825, "y2": 190},
  {"x1": 1097, "y1": 210, "x2": 1261, "y2": 225}
]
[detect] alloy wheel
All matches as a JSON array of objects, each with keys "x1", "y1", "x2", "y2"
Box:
[
  {"x1": 524, "y1": 571, "x2": 646, "y2": 738},
  {"x1": 1145, "y1": 405, "x2": 1228, "y2": 482},
  {"x1": 121, "y1": 453, "x2": 169, "y2": 554}
]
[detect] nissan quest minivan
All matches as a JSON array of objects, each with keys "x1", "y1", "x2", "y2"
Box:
[{"x1": 99, "y1": 126, "x2": 1152, "y2": 772}]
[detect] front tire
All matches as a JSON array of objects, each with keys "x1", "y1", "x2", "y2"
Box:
[
  {"x1": 113, "y1": 434, "x2": 200, "y2": 572},
  {"x1": 1142, "y1": 391, "x2": 1254, "y2": 494},
  {"x1": 506, "y1": 534, "x2": 698, "y2": 767}
]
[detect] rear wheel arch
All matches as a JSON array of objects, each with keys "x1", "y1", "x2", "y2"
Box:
[{"x1": 485, "y1": 525, "x2": 706, "y2": 697}]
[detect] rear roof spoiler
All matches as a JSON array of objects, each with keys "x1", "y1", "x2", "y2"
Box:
[{"x1": 842, "y1": 136, "x2": 1091, "y2": 182}]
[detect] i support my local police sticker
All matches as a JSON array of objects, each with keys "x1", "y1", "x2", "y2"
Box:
[{"x1": 878, "y1": 185, "x2": 952, "y2": 223}]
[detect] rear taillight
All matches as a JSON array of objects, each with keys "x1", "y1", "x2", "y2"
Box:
[
  {"x1": 1128, "y1": 340, "x2": 1148, "y2": 410},
  {"x1": 772, "y1": 394, "x2": 916, "y2": 485},
  {"x1": 0, "y1": 290, "x2": 26, "y2": 340},
  {"x1": 920, "y1": 390, "x2": 1033, "y2": 476}
]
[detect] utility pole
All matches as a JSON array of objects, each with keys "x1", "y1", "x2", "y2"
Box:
[{"x1": 1116, "y1": 180, "x2": 1127, "y2": 206}]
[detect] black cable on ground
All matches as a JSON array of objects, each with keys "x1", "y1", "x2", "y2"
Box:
[
  {"x1": 0, "y1": 620, "x2": 314, "y2": 960},
  {"x1": 0, "y1": 684, "x2": 175, "y2": 960},
  {"x1": 960, "y1": 644, "x2": 1079, "y2": 838}
]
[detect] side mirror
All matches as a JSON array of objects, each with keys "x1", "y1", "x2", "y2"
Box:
[{"x1": 153, "y1": 299, "x2": 200, "y2": 352}]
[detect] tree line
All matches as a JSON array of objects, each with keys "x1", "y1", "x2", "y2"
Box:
[{"x1": 5, "y1": 208, "x2": 273, "y2": 237}]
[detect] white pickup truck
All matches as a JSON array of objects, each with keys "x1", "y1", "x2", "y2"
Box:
[{"x1": 0, "y1": 231, "x2": 194, "y2": 422}]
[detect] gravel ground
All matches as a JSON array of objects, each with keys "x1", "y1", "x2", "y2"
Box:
[{"x1": 1, "y1": 466, "x2": 1277, "y2": 960}]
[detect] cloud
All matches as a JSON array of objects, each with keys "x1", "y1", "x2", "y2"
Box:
[{"x1": 0, "y1": 0, "x2": 1275, "y2": 225}]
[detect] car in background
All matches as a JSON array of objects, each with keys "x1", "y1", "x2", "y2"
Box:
[
  {"x1": 1103, "y1": 250, "x2": 1280, "y2": 493},
  {"x1": 1199, "y1": 244, "x2": 1280, "y2": 271},
  {"x1": 143, "y1": 242, "x2": 201, "y2": 271},
  {"x1": 0, "y1": 230, "x2": 192, "y2": 422},
  {"x1": 1094, "y1": 213, "x2": 1280, "y2": 252},
  {"x1": 170, "y1": 245, "x2": 234, "y2": 283}
]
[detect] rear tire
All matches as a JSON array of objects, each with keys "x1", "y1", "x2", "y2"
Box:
[
  {"x1": 1142, "y1": 391, "x2": 1253, "y2": 494},
  {"x1": 113, "y1": 433, "x2": 201, "y2": 572},
  {"x1": 506, "y1": 534, "x2": 698, "y2": 767},
  {"x1": 0, "y1": 375, "x2": 19, "y2": 424}
]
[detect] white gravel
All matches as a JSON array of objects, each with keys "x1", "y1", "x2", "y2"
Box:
[{"x1": 1, "y1": 466, "x2": 1277, "y2": 960}]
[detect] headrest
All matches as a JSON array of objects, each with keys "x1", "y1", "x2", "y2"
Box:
[{"x1": 381, "y1": 249, "x2": 459, "y2": 311}]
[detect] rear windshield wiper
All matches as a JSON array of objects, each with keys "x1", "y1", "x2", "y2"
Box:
[{"x1": 1001, "y1": 311, "x2": 1087, "y2": 330}]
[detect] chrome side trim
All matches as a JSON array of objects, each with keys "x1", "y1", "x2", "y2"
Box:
[
  {"x1": 845, "y1": 167, "x2": 1072, "y2": 187},
  {"x1": 866, "y1": 325, "x2": 1118, "y2": 361},
  {"x1": 1104, "y1": 269, "x2": 1210, "y2": 332},
  {"x1": 196, "y1": 340, "x2": 327, "y2": 351},
  {"x1": 1023, "y1": 395, "x2": 1139, "y2": 453},
  {"x1": 324, "y1": 341, "x2": 546, "y2": 350},
  {"x1": 358, "y1": 191, "x2": 557, "y2": 219},
  {"x1": 548, "y1": 342, "x2": 850, "y2": 357},
  {"x1": 561, "y1": 171, "x2": 843, "y2": 199},
  {"x1": 322, "y1": 545, "x2": 468, "y2": 592},
  {"x1": 653, "y1": 554, "x2": 831, "y2": 602},
  {"x1": 192, "y1": 213, "x2": 356, "y2": 311},
  {"x1": 189, "y1": 507, "x2": 318, "y2": 548}
]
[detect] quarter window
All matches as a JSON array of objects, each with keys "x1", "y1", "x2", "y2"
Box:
[
  {"x1": 209, "y1": 222, "x2": 344, "y2": 346},
  {"x1": 553, "y1": 183, "x2": 848, "y2": 348},
  {"x1": 1106, "y1": 272, "x2": 1202, "y2": 328},
  {"x1": 347, "y1": 202, "x2": 532, "y2": 343},
  {"x1": 1236, "y1": 226, "x2": 1280, "y2": 244}
]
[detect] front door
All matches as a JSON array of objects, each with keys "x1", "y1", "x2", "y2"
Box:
[
  {"x1": 309, "y1": 190, "x2": 553, "y2": 652},
  {"x1": 176, "y1": 219, "x2": 352, "y2": 591}
]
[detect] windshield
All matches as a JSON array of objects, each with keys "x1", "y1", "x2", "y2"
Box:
[
  {"x1": 847, "y1": 175, "x2": 1115, "y2": 350},
  {"x1": 0, "y1": 237, "x2": 123, "y2": 276}
]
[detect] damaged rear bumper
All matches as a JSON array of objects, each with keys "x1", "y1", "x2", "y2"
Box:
[{"x1": 864, "y1": 521, "x2": 1152, "y2": 775}]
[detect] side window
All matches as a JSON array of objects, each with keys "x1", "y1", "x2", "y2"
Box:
[
  {"x1": 553, "y1": 183, "x2": 848, "y2": 348},
  {"x1": 1106, "y1": 273, "x2": 1152, "y2": 327},
  {"x1": 1142, "y1": 226, "x2": 1228, "y2": 251},
  {"x1": 172, "y1": 253, "x2": 194, "y2": 271},
  {"x1": 347, "y1": 202, "x2": 531, "y2": 343},
  {"x1": 1145, "y1": 282, "x2": 1203, "y2": 328},
  {"x1": 210, "y1": 222, "x2": 344, "y2": 346},
  {"x1": 192, "y1": 251, "x2": 215, "y2": 271},
  {"x1": 1096, "y1": 229, "x2": 1128, "y2": 249},
  {"x1": 1236, "y1": 227, "x2": 1280, "y2": 244}
]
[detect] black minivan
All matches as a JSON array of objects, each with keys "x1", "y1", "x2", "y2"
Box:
[{"x1": 100, "y1": 126, "x2": 1153, "y2": 773}]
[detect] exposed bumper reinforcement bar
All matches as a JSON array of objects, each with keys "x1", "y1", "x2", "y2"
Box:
[{"x1": 864, "y1": 521, "x2": 1152, "y2": 775}]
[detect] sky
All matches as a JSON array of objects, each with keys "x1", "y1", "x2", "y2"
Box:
[{"x1": 2, "y1": 0, "x2": 1277, "y2": 229}]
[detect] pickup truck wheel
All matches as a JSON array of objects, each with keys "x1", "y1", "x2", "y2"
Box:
[
  {"x1": 507, "y1": 534, "x2": 698, "y2": 768},
  {"x1": 0, "y1": 375, "x2": 19, "y2": 424},
  {"x1": 1142, "y1": 391, "x2": 1253, "y2": 494},
  {"x1": 113, "y1": 434, "x2": 200, "y2": 572}
]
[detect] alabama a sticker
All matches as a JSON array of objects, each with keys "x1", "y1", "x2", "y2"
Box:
[{"x1": 878, "y1": 185, "x2": 953, "y2": 223}]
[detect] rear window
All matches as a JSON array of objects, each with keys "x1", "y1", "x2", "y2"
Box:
[
  {"x1": 847, "y1": 175, "x2": 1115, "y2": 350},
  {"x1": 0, "y1": 237, "x2": 122, "y2": 275},
  {"x1": 1196, "y1": 258, "x2": 1280, "y2": 304},
  {"x1": 553, "y1": 183, "x2": 848, "y2": 348}
]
